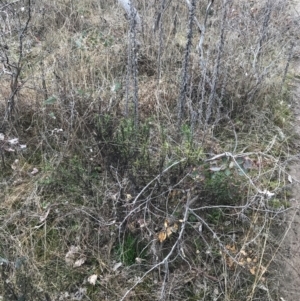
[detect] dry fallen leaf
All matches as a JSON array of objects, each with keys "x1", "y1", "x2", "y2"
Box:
[
  {"x1": 250, "y1": 267, "x2": 256, "y2": 275},
  {"x1": 171, "y1": 223, "x2": 178, "y2": 233},
  {"x1": 73, "y1": 257, "x2": 86, "y2": 268},
  {"x1": 126, "y1": 194, "x2": 133, "y2": 202},
  {"x1": 65, "y1": 246, "x2": 80, "y2": 266},
  {"x1": 88, "y1": 274, "x2": 98, "y2": 285},
  {"x1": 225, "y1": 244, "x2": 236, "y2": 253},
  {"x1": 226, "y1": 256, "x2": 234, "y2": 269},
  {"x1": 31, "y1": 168, "x2": 39, "y2": 175},
  {"x1": 240, "y1": 249, "x2": 247, "y2": 256},
  {"x1": 112, "y1": 262, "x2": 122, "y2": 271},
  {"x1": 158, "y1": 231, "x2": 167, "y2": 243},
  {"x1": 166, "y1": 227, "x2": 172, "y2": 237}
]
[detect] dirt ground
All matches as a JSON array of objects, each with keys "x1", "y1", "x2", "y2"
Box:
[{"x1": 277, "y1": 2, "x2": 300, "y2": 300}]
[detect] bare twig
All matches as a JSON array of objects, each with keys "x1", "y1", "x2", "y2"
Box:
[
  {"x1": 120, "y1": 192, "x2": 195, "y2": 301},
  {"x1": 197, "y1": 0, "x2": 215, "y2": 64},
  {"x1": 0, "y1": 0, "x2": 21, "y2": 11},
  {"x1": 132, "y1": 158, "x2": 187, "y2": 206}
]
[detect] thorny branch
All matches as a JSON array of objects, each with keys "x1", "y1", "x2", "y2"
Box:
[{"x1": 177, "y1": 0, "x2": 195, "y2": 134}]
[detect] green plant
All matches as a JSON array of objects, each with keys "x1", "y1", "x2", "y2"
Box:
[
  {"x1": 181, "y1": 123, "x2": 193, "y2": 145},
  {"x1": 204, "y1": 170, "x2": 241, "y2": 205},
  {"x1": 207, "y1": 208, "x2": 223, "y2": 225},
  {"x1": 267, "y1": 198, "x2": 290, "y2": 210},
  {"x1": 116, "y1": 233, "x2": 145, "y2": 266}
]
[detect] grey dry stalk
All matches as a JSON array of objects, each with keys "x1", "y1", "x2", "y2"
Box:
[
  {"x1": 131, "y1": 4, "x2": 139, "y2": 134},
  {"x1": 253, "y1": 0, "x2": 272, "y2": 70},
  {"x1": 157, "y1": 0, "x2": 166, "y2": 82},
  {"x1": 177, "y1": 0, "x2": 195, "y2": 135},
  {"x1": 280, "y1": 41, "x2": 295, "y2": 94},
  {"x1": 247, "y1": 0, "x2": 273, "y2": 104},
  {"x1": 125, "y1": 1, "x2": 139, "y2": 136},
  {"x1": 205, "y1": 0, "x2": 227, "y2": 128}
]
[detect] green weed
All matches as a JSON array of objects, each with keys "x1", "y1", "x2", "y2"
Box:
[{"x1": 116, "y1": 233, "x2": 146, "y2": 266}]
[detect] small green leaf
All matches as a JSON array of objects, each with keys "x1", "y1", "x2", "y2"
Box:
[
  {"x1": 225, "y1": 169, "x2": 231, "y2": 176},
  {"x1": 48, "y1": 112, "x2": 56, "y2": 119},
  {"x1": 77, "y1": 89, "x2": 85, "y2": 95},
  {"x1": 44, "y1": 96, "x2": 57, "y2": 105},
  {"x1": 236, "y1": 158, "x2": 244, "y2": 165},
  {"x1": 111, "y1": 82, "x2": 121, "y2": 92}
]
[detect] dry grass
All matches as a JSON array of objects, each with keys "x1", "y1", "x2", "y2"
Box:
[{"x1": 0, "y1": 0, "x2": 299, "y2": 300}]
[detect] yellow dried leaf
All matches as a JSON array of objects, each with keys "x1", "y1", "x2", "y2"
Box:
[
  {"x1": 247, "y1": 257, "x2": 252, "y2": 263},
  {"x1": 166, "y1": 227, "x2": 172, "y2": 237},
  {"x1": 240, "y1": 249, "x2": 247, "y2": 256},
  {"x1": 225, "y1": 244, "x2": 236, "y2": 253},
  {"x1": 226, "y1": 257, "x2": 234, "y2": 269},
  {"x1": 171, "y1": 223, "x2": 178, "y2": 233},
  {"x1": 158, "y1": 231, "x2": 167, "y2": 243},
  {"x1": 250, "y1": 267, "x2": 256, "y2": 275},
  {"x1": 164, "y1": 219, "x2": 169, "y2": 228}
]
